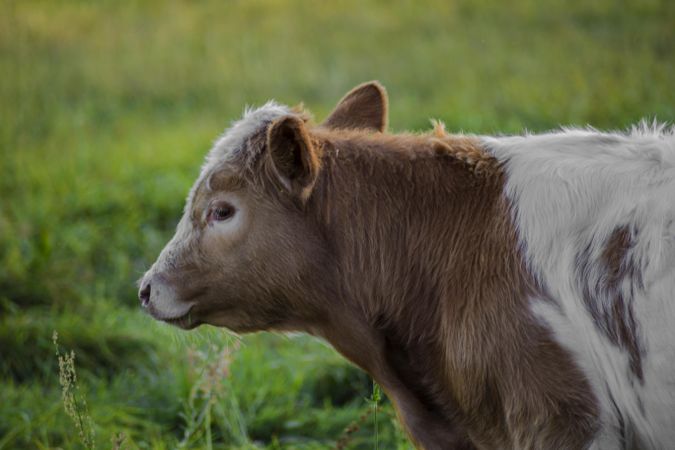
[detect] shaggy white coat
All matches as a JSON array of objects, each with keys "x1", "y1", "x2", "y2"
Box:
[{"x1": 485, "y1": 123, "x2": 675, "y2": 449}]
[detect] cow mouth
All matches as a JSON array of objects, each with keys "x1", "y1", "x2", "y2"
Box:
[
  {"x1": 160, "y1": 311, "x2": 200, "y2": 330},
  {"x1": 147, "y1": 303, "x2": 200, "y2": 330}
]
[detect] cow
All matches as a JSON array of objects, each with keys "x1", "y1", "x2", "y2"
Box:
[{"x1": 139, "y1": 81, "x2": 675, "y2": 449}]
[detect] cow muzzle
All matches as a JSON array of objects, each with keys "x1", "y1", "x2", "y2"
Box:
[{"x1": 138, "y1": 272, "x2": 196, "y2": 328}]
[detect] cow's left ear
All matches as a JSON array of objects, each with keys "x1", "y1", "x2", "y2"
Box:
[
  {"x1": 322, "y1": 81, "x2": 388, "y2": 132},
  {"x1": 267, "y1": 115, "x2": 319, "y2": 201}
]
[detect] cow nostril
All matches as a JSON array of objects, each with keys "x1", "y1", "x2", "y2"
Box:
[{"x1": 139, "y1": 282, "x2": 151, "y2": 306}]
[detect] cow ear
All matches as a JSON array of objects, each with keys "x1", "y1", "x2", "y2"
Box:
[
  {"x1": 267, "y1": 115, "x2": 319, "y2": 200},
  {"x1": 322, "y1": 81, "x2": 388, "y2": 132}
]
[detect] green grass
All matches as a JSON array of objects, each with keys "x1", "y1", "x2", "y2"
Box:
[{"x1": 1, "y1": 0, "x2": 673, "y2": 448}]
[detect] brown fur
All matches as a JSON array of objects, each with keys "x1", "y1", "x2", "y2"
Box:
[
  {"x1": 583, "y1": 227, "x2": 644, "y2": 382},
  {"x1": 142, "y1": 83, "x2": 601, "y2": 449},
  {"x1": 301, "y1": 130, "x2": 599, "y2": 449}
]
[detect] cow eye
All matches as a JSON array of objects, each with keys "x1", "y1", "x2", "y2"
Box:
[{"x1": 208, "y1": 203, "x2": 235, "y2": 222}]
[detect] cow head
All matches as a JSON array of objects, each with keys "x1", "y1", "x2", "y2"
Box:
[{"x1": 139, "y1": 81, "x2": 387, "y2": 332}]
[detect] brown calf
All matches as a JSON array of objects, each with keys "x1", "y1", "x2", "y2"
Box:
[{"x1": 140, "y1": 82, "x2": 675, "y2": 448}]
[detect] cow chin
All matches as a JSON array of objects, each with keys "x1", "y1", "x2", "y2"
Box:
[
  {"x1": 198, "y1": 309, "x2": 266, "y2": 334},
  {"x1": 146, "y1": 300, "x2": 198, "y2": 328},
  {"x1": 144, "y1": 291, "x2": 196, "y2": 329},
  {"x1": 160, "y1": 313, "x2": 202, "y2": 330}
]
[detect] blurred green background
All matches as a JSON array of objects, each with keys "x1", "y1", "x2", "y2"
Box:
[{"x1": 1, "y1": 0, "x2": 673, "y2": 448}]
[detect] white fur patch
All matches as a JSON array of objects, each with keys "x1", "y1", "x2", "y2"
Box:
[
  {"x1": 208, "y1": 101, "x2": 290, "y2": 169},
  {"x1": 483, "y1": 122, "x2": 675, "y2": 448}
]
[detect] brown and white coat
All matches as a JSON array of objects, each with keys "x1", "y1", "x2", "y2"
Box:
[{"x1": 140, "y1": 82, "x2": 675, "y2": 449}]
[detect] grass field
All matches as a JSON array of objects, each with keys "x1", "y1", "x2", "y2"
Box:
[{"x1": 1, "y1": 0, "x2": 673, "y2": 448}]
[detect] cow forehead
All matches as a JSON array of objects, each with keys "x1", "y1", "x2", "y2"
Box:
[
  {"x1": 183, "y1": 101, "x2": 291, "y2": 215},
  {"x1": 207, "y1": 101, "x2": 291, "y2": 169}
]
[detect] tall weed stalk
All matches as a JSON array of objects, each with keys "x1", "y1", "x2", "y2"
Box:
[{"x1": 52, "y1": 330, "x2": 96, "y2": 450}]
